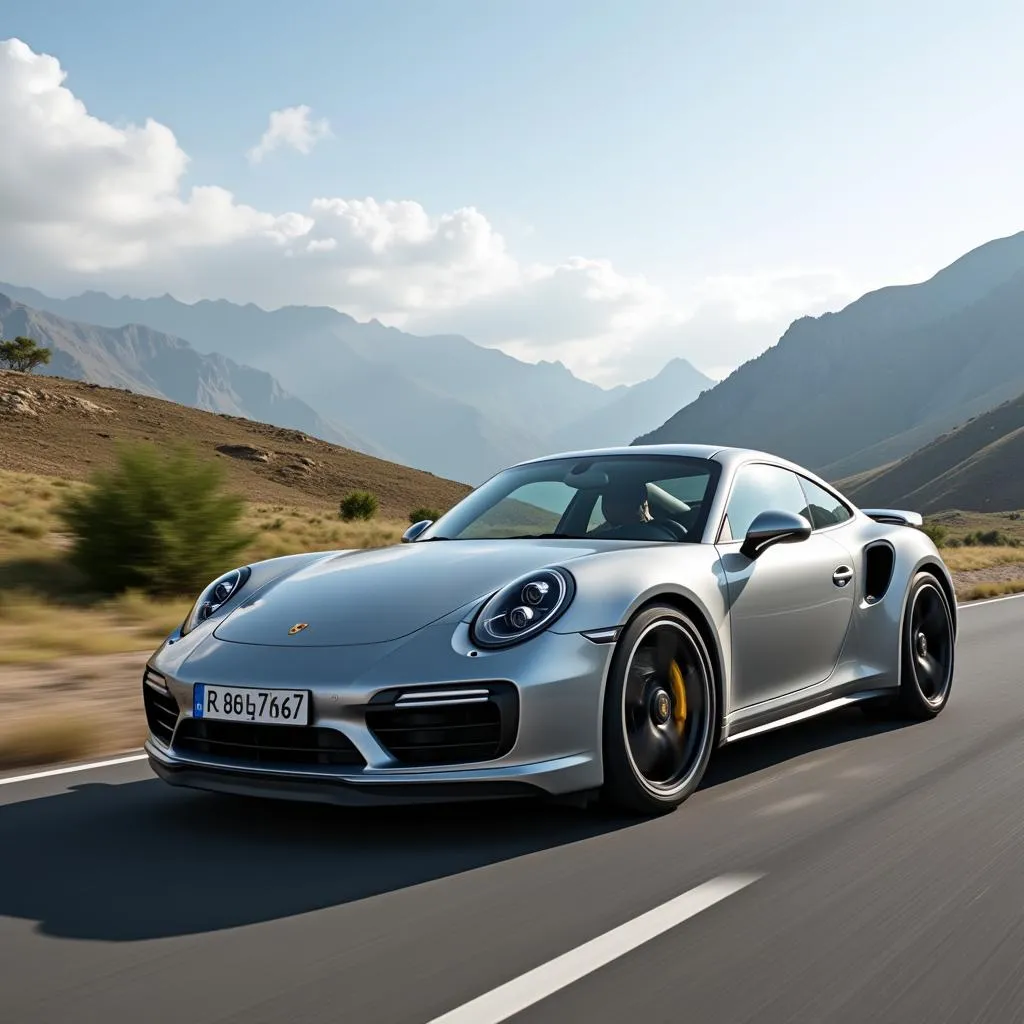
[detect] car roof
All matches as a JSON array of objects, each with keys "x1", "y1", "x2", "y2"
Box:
[
  {"x1": 509, "y1": 443, "x2": 845, "y2": 494},
  {"x1": 512, "y1": 443, "x2": 786, "y2": 469}
]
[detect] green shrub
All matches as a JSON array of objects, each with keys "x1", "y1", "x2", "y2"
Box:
[
  {"x1": 919, "y1": 522, "x2": 948, "y2": 547},
  {"x1": 961, "y1": 529, "x2": 1021, "y2": 547},
  {"x1": 58, "y1": 442, "x2": 252, "y2": 596},
  {"x1": 339, "y1": 490, "x2": 378, "y2": 521},
  {"x1": 408, "y1": 506, "x2": 441, "y2": 524}
]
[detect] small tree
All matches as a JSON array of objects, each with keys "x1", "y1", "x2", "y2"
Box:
[
  {"x1": 339, "y1": 490, "x2": 378, "y2": 521},
  {"x1": 58, "y1": 442, "x2": 253, "y2": 595},
  {"x1": 0, "y1": 335, "x2": 51, "y2": 373},
  {"x1": 409, "y1": 506, "x2": 441, "y2": 524}
]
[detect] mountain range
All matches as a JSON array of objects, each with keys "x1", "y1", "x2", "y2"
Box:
[
  {"x1": 635, "y1": 230, "x2": 1024, "y2": 486},
  {"x1": 5, "y1": 226, "x2": 1024, "y2": 512},
  {"x1": 841, "y1": 390, "x2": 1024, "y2": 514},
  {"x1": 0, "y1": 294, "x2": 376, "y2": 455},
  {"x1": 0, "y1": 283, "x2": 715, "y2": 484}
]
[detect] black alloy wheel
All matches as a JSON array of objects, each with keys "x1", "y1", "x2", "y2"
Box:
[{"x1": 601, "y1": 604, "x2": 717, "y2": 815}]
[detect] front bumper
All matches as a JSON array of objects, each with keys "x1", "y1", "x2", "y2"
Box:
[
  {"x1": 143, "y1": 620, "x2": 613, "y2": 805},
  {"x1": 146, "y1": 745, "x2": 595, "y2": 806}
]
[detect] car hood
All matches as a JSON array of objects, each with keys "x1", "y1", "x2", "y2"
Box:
[{"x1": 212, "y1": 539, "x2": 609, "y2": 647}]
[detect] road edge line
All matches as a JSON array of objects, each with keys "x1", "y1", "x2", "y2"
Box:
[{"x1": 0, "y1": 751, "x2": 148, "y2": 786}]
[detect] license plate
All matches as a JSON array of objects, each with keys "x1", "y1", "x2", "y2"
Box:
[{"x1": 192, "y1": 683, "x2": 311, "y2": 726}]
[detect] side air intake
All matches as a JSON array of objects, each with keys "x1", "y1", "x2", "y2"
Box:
[{"x1": 864, "y1": 541, "x2": 896, "y2": 603}]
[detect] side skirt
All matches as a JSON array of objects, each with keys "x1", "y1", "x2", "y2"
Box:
[{"x1": 722, "y1": 688, "x2": 894, "y2": 744}]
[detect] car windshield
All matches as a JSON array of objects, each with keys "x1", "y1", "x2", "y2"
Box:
[{"x1": 421, "y1": 454, "x2": 720, "y2": 542}]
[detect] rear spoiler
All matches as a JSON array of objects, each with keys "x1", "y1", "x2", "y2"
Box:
[{"x1": 861, "y1": 508, "x2": 923, "y2": 527}]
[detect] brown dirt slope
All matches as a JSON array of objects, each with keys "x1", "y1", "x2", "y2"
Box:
[
  {"x1": 0, "y1": 370, "x2": 472, "y2": 516},
  {"x1": 842, "y1": 390, "x2": 1024, "y2": 514}
]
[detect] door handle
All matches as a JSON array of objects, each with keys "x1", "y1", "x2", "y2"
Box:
[{"x1": 832, "y1": 565, "x2": 854, "y2": 588}]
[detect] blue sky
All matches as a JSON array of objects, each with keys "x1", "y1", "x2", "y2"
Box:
[{"x1": 1, "y1": 0, "x2": 1022, "y2": 383}]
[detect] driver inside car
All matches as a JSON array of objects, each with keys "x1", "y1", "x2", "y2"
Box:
[{"x1": 590, "y1": 481, "x2": 655, "y2": 535}]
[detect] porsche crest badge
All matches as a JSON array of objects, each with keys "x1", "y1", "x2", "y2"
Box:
[{"x1": 288, "y1": 623, "x2": 309, "y2": 636}]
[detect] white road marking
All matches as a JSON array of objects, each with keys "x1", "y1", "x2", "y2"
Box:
[
  {"x1": 959, "y1": 591, "x2": 1024, "y2": 609},
  {"x1": 423, "y1": 873, "x2": 762, "y2": 1024},
  {"x1": 0, "y1": 752, "x2": 147, "y2": 786}
]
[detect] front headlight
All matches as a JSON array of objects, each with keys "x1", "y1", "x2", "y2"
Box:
[
  {"x1": 180, "y1": 566, "x2": 251, "y2": 636},
  {"x1": 471, "y1": 567, "x2": 575, "y2": 649}
]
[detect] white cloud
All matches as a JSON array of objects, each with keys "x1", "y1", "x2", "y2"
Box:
[
  {"x1": 0, "y1": 37, "x2": 867, "y2": 385},
  {"x1": 246, "y1": 104, "x2": 331, "y2": 164}
]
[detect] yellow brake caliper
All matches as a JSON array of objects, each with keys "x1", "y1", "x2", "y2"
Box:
[{"x1": 668, "y1": 659, "x2": 687, "y2": 734}]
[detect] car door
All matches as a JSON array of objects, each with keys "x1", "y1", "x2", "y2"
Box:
[{"x1": 715, "y1": 462, "x2": 857, "y2": 709}]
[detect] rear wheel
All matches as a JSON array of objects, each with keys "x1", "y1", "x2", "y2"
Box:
[
  {"x1": 600, "y1": 604, "x2": 717, "y2": 815},
  {"x1": 863, "y1": 571, "x2": 955, "y2": 720}
]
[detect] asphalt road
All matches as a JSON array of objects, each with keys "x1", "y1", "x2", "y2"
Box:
[{"x1": 3, "y1": 594, "x2": 1024, "y2": 1023}]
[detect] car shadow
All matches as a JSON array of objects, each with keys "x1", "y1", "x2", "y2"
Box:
[
  {"x1": 0, "y1": 776, "x2": 637, "y2": 943},
  {"x1": 0, "y1": 708, "x2": 911, "y2": 944},
  {"x1": 699, "y1": 705, "x2": 913, "y2": 789}
]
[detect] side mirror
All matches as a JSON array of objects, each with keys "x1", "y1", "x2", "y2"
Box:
[
  {"x1": 402, "y1": 519, "x2": 433, "y2": 543},
  {"x1": 740, "y1": 509, "x2": 812, "y2": 560}
]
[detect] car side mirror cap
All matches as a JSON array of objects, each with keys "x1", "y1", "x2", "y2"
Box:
[
  {"x1": 740, "y1": 509, "x2": 812, "y2": 560},
  {"x1": 402, "y1": 519, "x2": 433, "y2": 543}
]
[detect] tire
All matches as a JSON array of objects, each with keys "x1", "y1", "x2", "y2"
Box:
[
  {"x1": 862, "y1": 571, "x2": 955, "y2": 721},
  {"x1": 600, "y1": 603, "x2": 718, "y2": 816}
]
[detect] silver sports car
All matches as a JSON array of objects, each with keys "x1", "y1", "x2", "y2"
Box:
[{"x1": 143, "y1": 444, "x2": 956, "y2": 816}]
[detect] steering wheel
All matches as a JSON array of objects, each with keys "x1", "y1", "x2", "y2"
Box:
[{"x1": 653, "y1": 518, "x2": 688, "y2": 541}]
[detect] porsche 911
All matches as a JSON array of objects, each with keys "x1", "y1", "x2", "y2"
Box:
[{"x1": 143, "y1": 444, "x2": 956, "y2": 815}]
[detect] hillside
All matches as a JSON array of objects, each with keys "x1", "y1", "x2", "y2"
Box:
[
  {"x1": 842, "y1": 390, "x2": 1024, "y2": 514},
  {"x1": 634, "y1": 230, "x2": 1024, "y2": 478},
  {"x1": 0, "y1": 293, "x2": 378, "y2": 458},
  {"x1": 0, "y1": 370, "x2": 471, "y2": 516},
  {"x1": 0, "y1": 282, "x2": 708, "y2": 483}
]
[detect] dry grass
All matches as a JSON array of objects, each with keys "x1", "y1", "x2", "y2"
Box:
[
  {"x1": 939, "y1": 546, "x2": 1024, "y2": 571},
  {"x1": 0, "y1": 648, "x2": 151, "y2": 770},
  {"x1": 929, "y1": 508, "x2": 1024, "y2": 535},
  {"x1": 244, "y1": 504, "x2": 406, "y2": 560},
  {"x1": 0, "y1": 591, "x2": 191, "y2": 665},
  {"x1": 960, "y1": 580, "x2": 1024, "y2": 601},
  {"x1": 0, "y1": 712, "x2": 101, "y2": 770}
]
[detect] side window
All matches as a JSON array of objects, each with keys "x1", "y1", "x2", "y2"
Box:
[
  {"x1": 798, "y1": 477, "x2": 852, "y2": 530},
  {"x1": 722, "y1": 464, "x2": 809, "y2": 540}
]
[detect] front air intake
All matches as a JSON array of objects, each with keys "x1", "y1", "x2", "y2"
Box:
[
  {"x1": 142, "y1": 669, "x2": 179, "y2": 746},
  {"x1": 172, "y1": 720, "x2": 366, "y2": 769},
  {"x1": 365, "y1": 682, "x2": 519, "y2": 766}
]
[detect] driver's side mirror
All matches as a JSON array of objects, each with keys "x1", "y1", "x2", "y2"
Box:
[
  {"x1": 740, "y1": 509, "x2": 812, "y2": 560},
  {"x1": 402, "y1": 519, "x2": 433, "y2": 543}
]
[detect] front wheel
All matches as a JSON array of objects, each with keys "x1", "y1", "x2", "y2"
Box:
[{"x1": 600, "y1": 604, "x2": 718, "y2": 816}]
